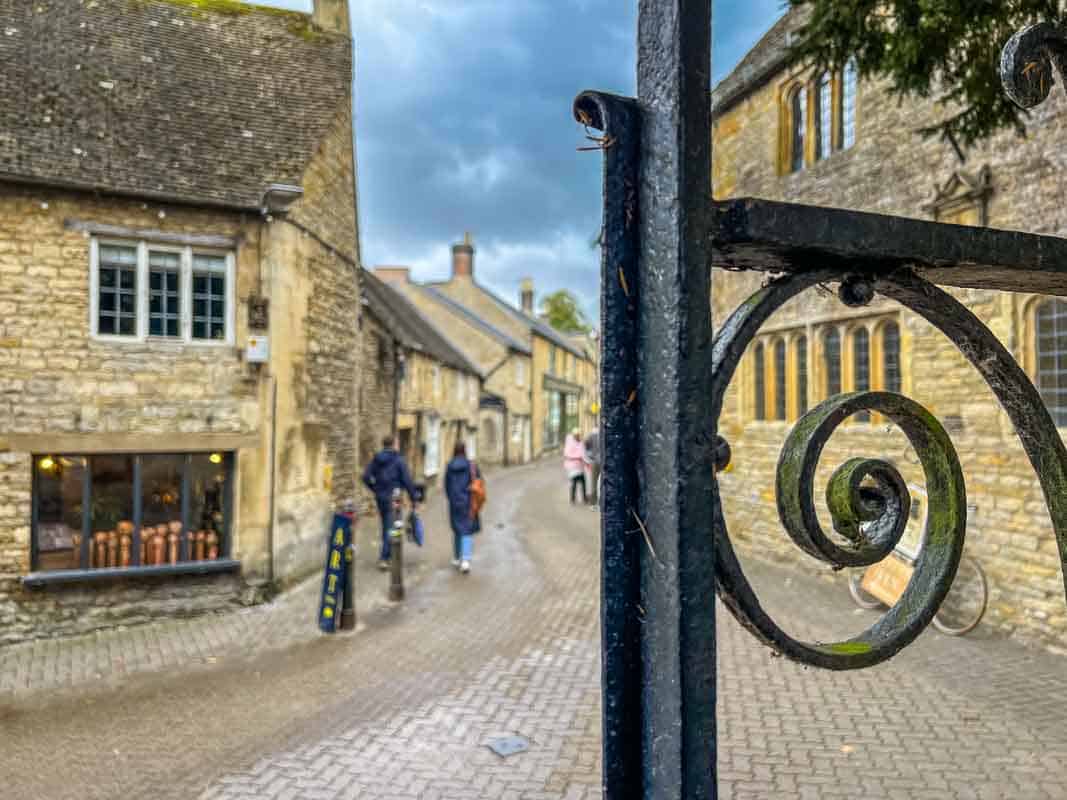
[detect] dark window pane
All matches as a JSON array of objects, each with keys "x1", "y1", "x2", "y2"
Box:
[
  {"x1": 141, "y1": 455, "x2": 184, "y2": 566},
  {"x1": 118, "y1": 316, "x2": 135, "y2": 335},
  {"x1": 211, "y1": 322, "x2": 225, "y2": 340},
  {"x1": 149, "y1": 318, "x2": 162, "y2": 336},
  {"x1": 119, "y1": 293, "x2": 135, "y2": 313},
  {"x1": 193, "y1": 321, "x2": 206, "y2": 339},
  {"x1": 99, "y1": 292, "x2": 116, "y2": 312},
  {"x1": 754, "y1": 344, "x2": 765, "y2": 420},
  {"x1": 98, "y1": 315, "x2": 115, "y2": 334},
  {"x1": 88, "y1": 455, "x2": 134, "y2": 569},
  {"x1": 1037, "y1": 300, "x2": 1067, "y2": 426},
  {"x1": 119, "y1": 269, "x2": 136, "y2": 290},
  {"x1": 791, "y1": 87, "x2": 806, "y2": 172},
  {"x1": 34, "y1": 455, "x2": 87, "y2": 572},
  {"x1": 150, "y1": 272, "x2": 162, "y2": 291},
  {"x1": 193, "y1": 276, "x2": 207, "y2": 294},
  {"x1": 853, "y1": 328, "x2": 870, "y2": 422},
  {"x1": 193, "y1": 299, "x2": 207, "y2": 317},
  {"x1": 100, "y1": 268, "x2": 116, "y2": 288},
  {"x1": 883, "y1": 322, "x2": 901, "y2": 393},
  {"x1": 167, "y1": 296, "x2": 179, "y2": 314},
  {"x1": 796, "y1": 336, "x2": 808, "y2": 415},
  {"x1": 824, "y1": 329, "x2": 841, "y2": 396},
  {"x1": 211, "y1": 277, "x2": 224, "y2": 295},
  {"x1": 774, "y1": 340, "x2": 787, "y2": 420},
  {"x1": 166, "y1": 272, "x2": 178, "y2": 291},
  {"x1": 150, "y1": 295, "x2": 162, "y2": 314},
  {"x1": 166, "y1": 319, "x2": 179, "y2": 337},
  {"x1": 189, "y1": 454, "x2": 229, "y2": 561},
  {"x1": 211, "y1": 300, "x2": 224, "y2": 318}
]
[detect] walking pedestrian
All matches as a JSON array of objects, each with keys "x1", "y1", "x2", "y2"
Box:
[
  {"x1": 362, "y1": 435, "x2": 417, "y2": 571},
  {"x1": 445, "y1": 442, "x2": 482, "y2": 574},
  {"x1": 583, "y1": 427, "x2": 601, "y2": 509},
  {"x1": 564, "y1": 428, "x2": 587, "y2": 504}
]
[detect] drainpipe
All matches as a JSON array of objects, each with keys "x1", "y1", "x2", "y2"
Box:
[{"x1": 267, "y1": 373, "x2": 278, "y2": 586}]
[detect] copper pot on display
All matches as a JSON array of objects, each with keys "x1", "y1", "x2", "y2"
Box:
[
  {"x1": 167, "y1": 529, "x2": 180, "y2": 565},
  {"x1": 148, "y1": 526, "x2": 166, "y2": 566},
  {"x1": 106, "y1": 530, "x2": 119, "y2": 568},
  {"x1": 193, "y1": 531, "x2": 206, "y2": 561},
  {"x1": 116, "y1": 522, "x2": 134, "y2": 568},
  {"x1": 205, "y1": 530, "x2": 219, "y2": 561},
  {"x1": 93, "y1": 532, "x2": 108, "y2": 568}
]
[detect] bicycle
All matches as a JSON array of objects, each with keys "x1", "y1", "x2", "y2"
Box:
[{"x1": 846, "y1": 482, "x2": 989, "y2": 636}]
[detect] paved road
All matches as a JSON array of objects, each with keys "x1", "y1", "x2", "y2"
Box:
[{"x1": 3, "y1": 460, "x2": 1067, "y2": 799}]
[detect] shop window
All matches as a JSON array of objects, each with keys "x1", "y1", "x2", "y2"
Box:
[
  {"x1": 774, "y1": 339, "x2": 787, "y2": 421},
  {"x1": 852, "y1": 327, "x2": 871, "y2": 422},
  {"x1": 823, "y1": 329, "x2": 842, "y2": 397},
  {"x1": 842, "y1": 58, "x2": 858, "y2": 150},
  {"x1": 815, "y1": 72, "x2": 833, "y2": 161},
  {"x1": 795, "y1": 335, "x2": 808, "y2": 416},
  {"x1": 1036, "y1": 299, "x2": 1067, "y2": 426},
  {"x1": 91, "y1": 240, "x2": 234, "y2": 344},
  {"x1": 882, "y1": 322, "x2": 901, "y2": 393},
  {"x1": 753, "y1": 343, "x2": 766, "y2": 420},
  {"x1": 32, "y1": 453, "x2": 232, "y2": 573},
  {"x1": 790, "y1": 86, "x2": 807, "y2": 173}
]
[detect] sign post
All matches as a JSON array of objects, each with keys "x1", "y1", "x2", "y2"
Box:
[{"x1": 318, "y1": 511, "x2": 354, "y2": 633}]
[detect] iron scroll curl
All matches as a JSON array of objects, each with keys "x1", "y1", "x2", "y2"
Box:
[{"x1": 712, "y1": 269, "x2": 1067, "y2": 670}]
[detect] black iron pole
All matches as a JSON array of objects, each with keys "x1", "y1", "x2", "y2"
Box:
[{"x1": 634, "y1": 1, "x2": 717, "y2": 795}]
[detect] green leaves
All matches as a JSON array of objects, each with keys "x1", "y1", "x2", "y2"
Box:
[
  {"x1": 539, "y1": 289, "x2": 591, "y2": 334},
  {"x1": 788, "y1": 0, "x2": 1063, "y2": 145}
]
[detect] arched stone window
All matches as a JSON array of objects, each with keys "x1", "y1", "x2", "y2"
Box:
[
  {"x1": 790, "y1": 85, "x2": 807, "y2": 173},
  {"x1": 774, "y1": 339, "x2": 787, "y2": 420},
  {"x1": 852, "y1": 326, "x2": 870, "y2": 422},
  {"x1": 823, "y1": 328, "x2": 841, "y2": 397},
  {"x1": 842, "y1": 58, "x2": 858, "y2": 150},
  {"x1": 815, "y1": 72, "x2": 833, "y2": 161},
  {"x1": 882, "y1": 321, "x2": 901, "y2": 393},
  {"x1": 1036, "y1": 299, "x2": 1067, "y2": 426},
  {"x1": 753, "y1": 343, "x2": 766, "y2": 420}
]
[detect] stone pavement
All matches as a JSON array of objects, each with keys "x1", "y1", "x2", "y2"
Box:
[{"x1": 3, "y1": 460, "x2": 1067, "y2": 799}]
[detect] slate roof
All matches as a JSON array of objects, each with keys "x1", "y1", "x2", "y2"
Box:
[
  {"x1": 0, "y1": 0, "x2": 352, "y2": 209},
  {"x1": 712, "y1": 7, "x2": 807, "y2": 114},
  {"x1": 361, "y1": 270, "x2": 482, "y2": 377},
  {"x1": 420, "y1": 287, "x2": 533, "y2": 355}
]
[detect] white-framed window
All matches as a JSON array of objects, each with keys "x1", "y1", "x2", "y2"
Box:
[
  {"x1": 516, "y1": 359, "x2": 526, "y2": 387},
  {"x1": 842, "y1": 58, "x2": 858, "y2": 150},
  {"x1": 90, "y1": 239, "x2": 235, "y2": 345}
]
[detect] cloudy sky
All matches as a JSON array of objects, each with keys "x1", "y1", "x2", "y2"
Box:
[{"x1": 268, "y1": 0, "x2": 784, "y2": 323}]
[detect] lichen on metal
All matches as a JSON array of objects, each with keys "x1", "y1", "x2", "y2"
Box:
[{"x1": 1000, "y1": 22, "x2": 1067, "y2": 110}]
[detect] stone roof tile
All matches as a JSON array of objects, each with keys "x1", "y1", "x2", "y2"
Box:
[{"x1": 0, "y1": 0, "x2": 351, "y2": 209}]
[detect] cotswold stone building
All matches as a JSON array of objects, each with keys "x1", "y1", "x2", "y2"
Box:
[
  {"x1": 359, "y1": 268, "x2": 481, "y2": 499},
  {"x1": 713, "y1": 8, "x2": 1067, "y2": 647},
  {"x1": 0, "y1": 0, "x2": 360, "y2": 644}
]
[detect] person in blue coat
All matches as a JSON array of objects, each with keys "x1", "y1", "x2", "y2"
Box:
[
  {"x1": 362, "y1": 435, "x2": 417, "y2": 570},
  {"x1": 444, "y1": 442, "x2": 481, "y2": 574}
]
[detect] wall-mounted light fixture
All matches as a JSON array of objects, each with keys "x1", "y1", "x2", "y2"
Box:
[{"x1": 260, "y1": 183, "x2": 304, "y2": 216}]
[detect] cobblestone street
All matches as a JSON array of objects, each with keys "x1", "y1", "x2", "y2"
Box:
[{"x1": 3, "y1": 460, "x2": 1067, "y2": 799}]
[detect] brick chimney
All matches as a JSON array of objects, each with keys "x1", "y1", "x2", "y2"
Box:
[
  {"x1": 452, "y1": 232, "x2": 474, "y2": 279},
  {"x1": 374, "y1": 266, "x2": 411, "y2": 284},
  {"x1": 520, "y1": 278, "x2": 534, "y2": 313},
  {"x1": 312, "y1": 0, "x2": 350, "y2": 35}
]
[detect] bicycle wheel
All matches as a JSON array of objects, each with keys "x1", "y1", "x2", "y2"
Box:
[
  {"x1": 933, "y1": 556, "x2": 988, "y2": 636},
  {"x1": 847, "y1": 569, "x2": 884, "y2": 610}
]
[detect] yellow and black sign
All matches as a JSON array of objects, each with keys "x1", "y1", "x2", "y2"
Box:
[{"x1": 317, "y1": 513, "x2": 352, "y2": 633}]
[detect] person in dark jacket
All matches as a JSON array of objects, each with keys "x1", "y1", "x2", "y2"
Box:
[
  {"x1": 444, "y1": 442, "x2": 481, "y2": 574},
  {"x1": 362, "y1": 435, "x2": 417, "y2": 570}
]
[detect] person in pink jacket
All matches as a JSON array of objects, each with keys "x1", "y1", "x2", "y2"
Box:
[{"x1": 563, "y1": 428, "x2": 588, "y2": 504}]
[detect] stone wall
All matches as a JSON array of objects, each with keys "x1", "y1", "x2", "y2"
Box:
[
  {"x1": 358, "y1": 310, "x2": 397, "y2": 514},
  {"x1": 711, "y1": 62, "x2": 1067, "y2": 649}
]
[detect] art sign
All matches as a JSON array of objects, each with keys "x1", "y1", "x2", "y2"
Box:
[{"x1": 317, "y1": 512, "x2": 352, "y2": 633}]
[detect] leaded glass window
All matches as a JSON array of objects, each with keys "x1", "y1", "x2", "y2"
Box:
[
  {"x1": 1037, "y1": 300, "x2": 1067, "y2": 426},
  {"x1": 98, "y1": 245, "x2": 138, "y2": 336},
  {"x1": 149, "y1": 250, "x2": 181, "y2": 338}
]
